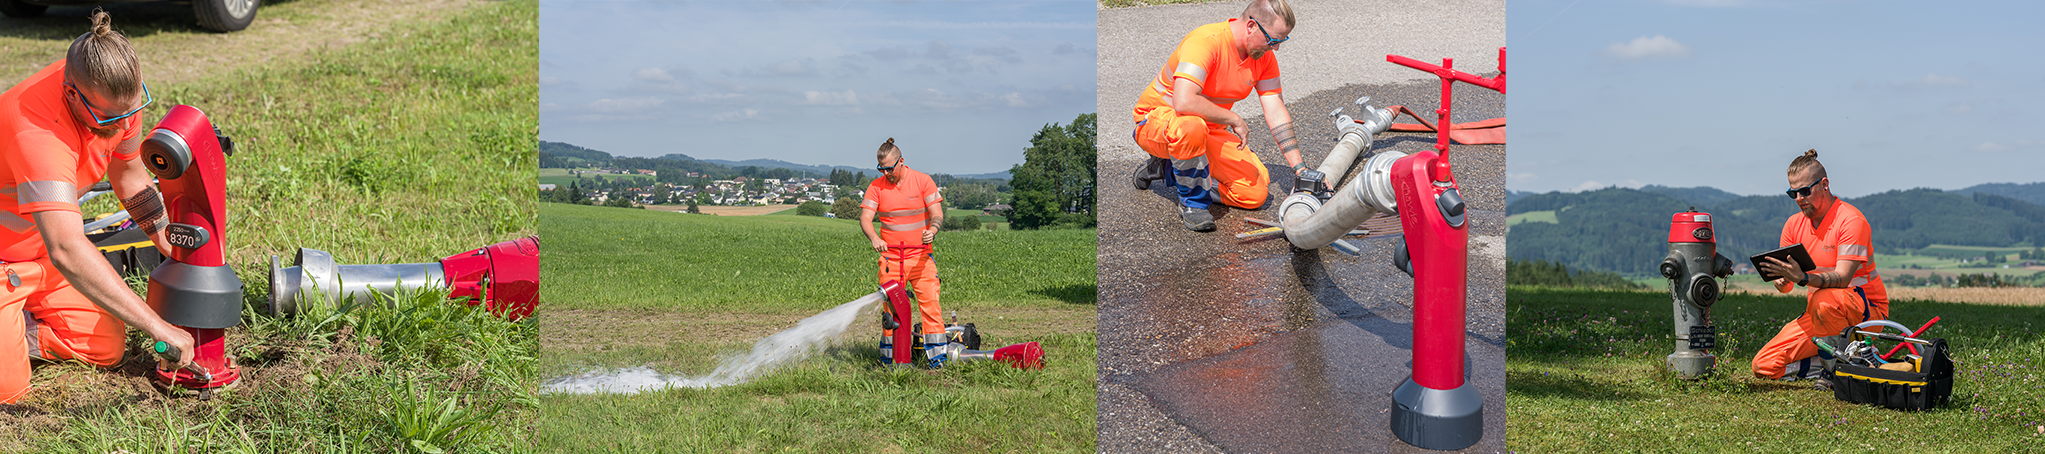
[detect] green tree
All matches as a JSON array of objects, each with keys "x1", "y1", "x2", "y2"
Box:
[
  {"x1": 944, "y1": 183, "x2": 1000, "y2": 210},
  {"x1": 941, "y1": 214, "x2": 983, "y2": 231},
  {"x1": 687, "y1": 198, "x2": 701, "y2": 214},
  {"x1": 830, "y1": 197, "x2": 861, "y2": 220},
  {"x1": 1008, "y1": 113, "x2": 1096, "y2": 229},
  {"x1": 797, "y1": 200, "x2": 827, "y2": 216}
]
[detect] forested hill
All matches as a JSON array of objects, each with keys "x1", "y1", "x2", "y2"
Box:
[
  {"x1": 1509, "y1": 187, "x2": 2045, "y2": 276},
  {"x1": 537, "y1": 140, "x2": 1008, "y2": 184}
]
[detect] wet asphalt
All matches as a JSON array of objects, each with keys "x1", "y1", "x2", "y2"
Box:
[{"x1": 1096, "y1": 1, "x2": 1506, "y2": 452}]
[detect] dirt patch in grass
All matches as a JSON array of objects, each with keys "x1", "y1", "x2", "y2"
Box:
[
  {"x1": 644, "y1": 204, "x2": 798, "y2": 216},
  {"x1": 1728, "y1": 284, "x2": 2045, "y2": 306},
  {"x1": 541, "y1": 305, "x2": 1095, "y2": 354},
  {"x1": 0, "y1": 0, "x2": 486, "y2": 87}
]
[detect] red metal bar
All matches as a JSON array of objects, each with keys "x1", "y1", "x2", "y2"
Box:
[
  {"x1": 1881, "y1": 316, "x2": 1941, "y2": 361},
  {"x1": 1386, "y1": 48, "x2": 1506, "y2": 182}
]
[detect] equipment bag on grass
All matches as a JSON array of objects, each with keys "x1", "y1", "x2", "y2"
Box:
[{"x1": 1828, "y1": 337, "x2": 1953, "y2": 411}]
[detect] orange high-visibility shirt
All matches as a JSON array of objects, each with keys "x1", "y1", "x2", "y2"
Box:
[
  {"x1": 0, "y1": 61, "x2": 144, "y2": 262},
  {"x1": 1133, "y1": 18, "x2": 1283, "y2": 122},
  {"x1": 1781, "y1": 199, "x2": 1887, "y2": 303},
  {"x1": 862, "y1": 166, "x2": 942, "y2": 253}
]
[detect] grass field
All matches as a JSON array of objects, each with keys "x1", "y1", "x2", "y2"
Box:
[
  {"x1": 1507, "y1": 209, "x2": 1558, "y2": 226},
  {"x1": 536, "y1": 202, "x2": 1096, "y2": 452},
  {"x1": 1508, "y1": 286, "x2": 2045, "y2": 452},
  {"x1": 1, "y1": 1, "x2": 538, "y2": 452}
]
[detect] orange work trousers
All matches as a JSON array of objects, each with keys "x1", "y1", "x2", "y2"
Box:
[
  {"x1": 878, "y1": 251, "x2": 941, "y2": 338},
  {"x1": 1133, "y1": 105, "x2": 1271, "y2": 209},
  {"x1": 1751, "y1": 287, "x2": 1888, "y2": 379},
  {"x1": 0, "y1": 257, "x2": 129, "y2": 403}
]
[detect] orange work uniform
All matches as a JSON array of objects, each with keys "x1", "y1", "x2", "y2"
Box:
[
  {"x1": 861, "y1": 166, "x2": 943, "y2": 339},
  {"x1": 0, "y1": 61, "x2": 146, "y2": 403},
  {"x1": 1132, "y1": 18, "x2": 1283, "y2": 210},
  {"x1": 1751, "y1": 199, "x2": 1890, "y2": 379}
]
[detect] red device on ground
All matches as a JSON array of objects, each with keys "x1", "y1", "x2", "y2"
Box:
[
  {"x1": 140, "y1": 105, "x2": 242, "y2": 392},
  {"x1": 268, "y1": 236, "x2": 539, "y2": 321},
  {"x1": 1383, "y1": 49, "x2": 1504, "y2": 451}
]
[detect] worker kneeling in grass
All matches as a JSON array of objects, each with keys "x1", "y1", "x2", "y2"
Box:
[
  {"x1": 1753, "y1": 149, "x2": 1890, "y2": 382},
  {"x1": 860, "y1": 138, "x2": 949, "y2": 367},
  {"x1": 0, "y1": 10, "x2": 203, "y2": 402}
]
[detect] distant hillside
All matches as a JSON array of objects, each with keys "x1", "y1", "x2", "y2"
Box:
[
  {"x1": 1638, "y1": 185, "x2": 1740, "y2": 207},
  {"x1": 1506, "y1": 190, "x2": 1533, "y2": 205},
  {"x1": 1509, "y1": 186, "x2": 2045, "y2": 276},
  {"x1": 1952, "y1": 182, "x2": 2045, "y2": 207},
  {"x1": 537, "y1": 140, "x2": 1009, "y2": 185},
  {"x1": 699, "y1": 159, "x2": 871, "y2": 179}
]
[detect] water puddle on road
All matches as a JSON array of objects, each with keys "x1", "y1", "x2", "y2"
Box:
[{"x1": 540, "y1": 292, "x2": 885, "y2": 394}]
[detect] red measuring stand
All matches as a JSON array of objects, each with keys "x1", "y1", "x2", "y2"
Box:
[
  {"x1": 141, "y1": 105, "x2": 243, "y2": 392},
  {"x1": 1382, "y1": 48, "x2": 1503, "y2": 451}
]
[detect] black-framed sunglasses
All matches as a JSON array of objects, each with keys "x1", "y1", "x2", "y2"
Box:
[
  {"x1": 1785, "y1": 177, "x2": 1826, "y2": 199},
  {"x1": 65, "y1": 81, "x2": 152, "y2": 126},
  {"x1": 1253, "y1": 19, "x2": 1288, "y2": 48}
]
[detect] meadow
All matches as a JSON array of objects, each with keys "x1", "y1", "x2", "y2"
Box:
[
  {"x1": 0, "y1": 0, "x2": 538, "y2": 452},
  {"x1": 536, "y1": 202, "x2": 1097, "y2": 452},
  {"x1": 1507, "y1": 286, "x2": 2044, "y2": 452}
]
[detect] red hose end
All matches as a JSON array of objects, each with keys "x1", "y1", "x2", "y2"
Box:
[{"x1": 993, "y1": 342, "x2": 1045, "y2": 370}]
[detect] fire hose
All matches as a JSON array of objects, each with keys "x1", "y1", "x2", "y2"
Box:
[{"x1": 268, "y1": 236, "x2": 539, "y2": 321}]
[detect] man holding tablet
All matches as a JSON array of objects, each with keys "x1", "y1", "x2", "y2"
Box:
[{"x1": 1752, "y1": 149, "x2": 1890, "y2": 381}]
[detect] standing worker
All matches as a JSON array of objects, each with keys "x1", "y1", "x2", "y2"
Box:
[
  {"x1": 1128, "y1": 0, "x2": 1303, "y2": 232},
  {"x1": 0, "y1": 10, "x2": 201, "y2": 403},
  {"x1": 1753, "y1": 149, "x2": 1890, "y2": 381},
  {"x1": 859, "y1": 138, "x2": 949, "y2": 367}
]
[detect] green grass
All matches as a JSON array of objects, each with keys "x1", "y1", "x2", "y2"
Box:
[
  {"x1": 538, "y1": 333, "x2": 1096, "y2": 453},
  {"x1": 540, "y1": 203, "x2": 1095, "y2": 311},
  {"x1": 537, "y1": 168, "x2": 654, "y2": 187},
  {"x1": 1508, "y1": 286, "x2": 2045, "y2": 452},
  {"x1": 536, "y1": 201, "x2": 1096, "y2": 452},
  {"x1": 11, "y1": 1, "x2": 539, "y2": 452},
  {"x1": 1507, "y1": 210, "x2": 1558, "y2": 226}
]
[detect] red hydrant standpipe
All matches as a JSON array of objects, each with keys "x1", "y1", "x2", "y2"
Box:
[
  {"x1": 1382, "y1": 49, "x2": 1503, "y2": 451},
  {"x1": 268, "y1": 236, "x2": 540, "y2": 321},
  {"x1": 879, "y1": 279, "x2": 914, "y2": 366},
  {"x1": 140, "y1": 105, "x2": 243, "y2": 391}
]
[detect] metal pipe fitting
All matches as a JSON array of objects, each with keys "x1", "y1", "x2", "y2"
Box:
[{"x1": 1280, "y1": 150, "x2": 1406, "y2": 249}]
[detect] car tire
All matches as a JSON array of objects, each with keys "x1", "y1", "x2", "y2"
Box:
[
  {"x1": 193, "y1": 0, "x2": 258, "y2": 32},
  {"x1": 0, "y1": 0, "x2": 48, "y2": 18}
]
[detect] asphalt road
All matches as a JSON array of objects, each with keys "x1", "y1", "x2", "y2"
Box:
[{"x1": 1096, "y1": 1, "x2": 1506, "y2": 452}]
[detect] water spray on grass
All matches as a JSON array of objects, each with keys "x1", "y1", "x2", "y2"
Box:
[{"x1": 541, "y1": 292, "x2": 886, "y2": 394}]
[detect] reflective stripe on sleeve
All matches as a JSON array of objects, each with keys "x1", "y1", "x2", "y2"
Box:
[
  {"x1": 1255, "y1": 77, "x2": 1281, "y2": 93},
  {"x1": 1176, "y1": 62, "x2": 1208, "y2": 84},
  {"x1": 8, "y1": 181, "x2": 77, "y2": 204},
  {"x1": 923, "y1": 193, "x2": 940, "y2": 204},
  {"x1": 1839, "y1": 244, "x2": 1869, "y2": 257},
  {"x1": 860, "y1": 198, "x2": 878, "y2": 208}
]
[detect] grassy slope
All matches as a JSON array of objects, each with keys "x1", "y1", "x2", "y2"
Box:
[
  {"x1": 1508, "y1": 287, "x2": 2044, "y2": 452},
  {"x1": 536, "y1": 202, "x2": 1096, "y2": 453},
  {"x1": 11, "y1": 1, "x2": 539, "y2": 452},
  {"x1": 540, "y1": 203, "x2": 1094, "y2": 312}
]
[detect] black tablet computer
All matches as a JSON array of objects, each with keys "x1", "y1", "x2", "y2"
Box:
[{"x1": 1750, "y1": 243, "x2": 1818, "y2": 282}]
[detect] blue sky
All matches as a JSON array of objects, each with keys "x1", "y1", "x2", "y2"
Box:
[
  {"x1": 1508, "y1": 0, "x2": 2045, "y2": 197},
  {"x1": 538, "y1": 0, "x2": 1096, "y2": 175}
]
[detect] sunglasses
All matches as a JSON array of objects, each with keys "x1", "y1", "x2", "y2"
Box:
[
  {"x1": 1785, "y1": 178, "x2": 1826, "y2": 199},
  {"x1": 66, "y1": 81, "x2": 152, "y2": 126},
  {"x1": 877, "y1": 160, "x2": 900, "y2": 173},
  {"x1": 1254, "y1": 19, "x2": 1288, "y2": 48}
]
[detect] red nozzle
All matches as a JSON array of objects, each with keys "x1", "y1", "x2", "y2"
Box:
[
  {"x1": 992, "y1": 342, "x2": 1045, "y2": 370},
  {"x1": 439, "y1": 236, "x2": 539, "y2": 320}
]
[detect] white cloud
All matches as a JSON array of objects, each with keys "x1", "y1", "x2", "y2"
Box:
[
  {"x1": 587, "y1": 97, "x2": 665, "y2": 113},
  {"x1": 635, "y1": 68, "x2": 677, "y2": 83},
  {"x1": 805, "y1": 90, "x2": 859, "y2": 105},
  {"x1": 1002, "y1": 92, "x2": 1033, "y2": 108},
  {"x1": 1913, "y1": 74, "x2": 1970, "y2": 88},
  {"x1": 1509, "y1": 172, "x2": 1537, "y2": 183},
  {"x1": 712, "y1": 108, "x2": 760, "y2": 122},
  {"x1": 1603, "y1": 35, "x2": 1692, "y2": 59},
  {"x1": 1976, "y1": 142, "x2": 2010, "y2": 152},
  {"x1": 539, "y1": 76, "x2": 563, "y2": 86},
  {"x1": 1569, "y1": 180, "x2": 1607, "y2": 192}
]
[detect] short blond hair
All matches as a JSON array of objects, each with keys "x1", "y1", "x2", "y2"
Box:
[
  {"x1": 1245, "y1": 0, "x2": 1295, "y2": 29},
  {"x1": 65, "y1": 9, "x2": 142, "y2": 100}
]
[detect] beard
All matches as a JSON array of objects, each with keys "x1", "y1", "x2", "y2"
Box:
[
  {"x1": 1250, "y1": 49, "x2": 1267, "y2": 60},
  {"x1": 88, "y1": 123, "x2": 120, "y2": 139}
]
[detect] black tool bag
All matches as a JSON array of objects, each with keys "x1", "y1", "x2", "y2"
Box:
[{"x1": 1827, "y1": 338, "x2": 1954, "y2": 411}]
